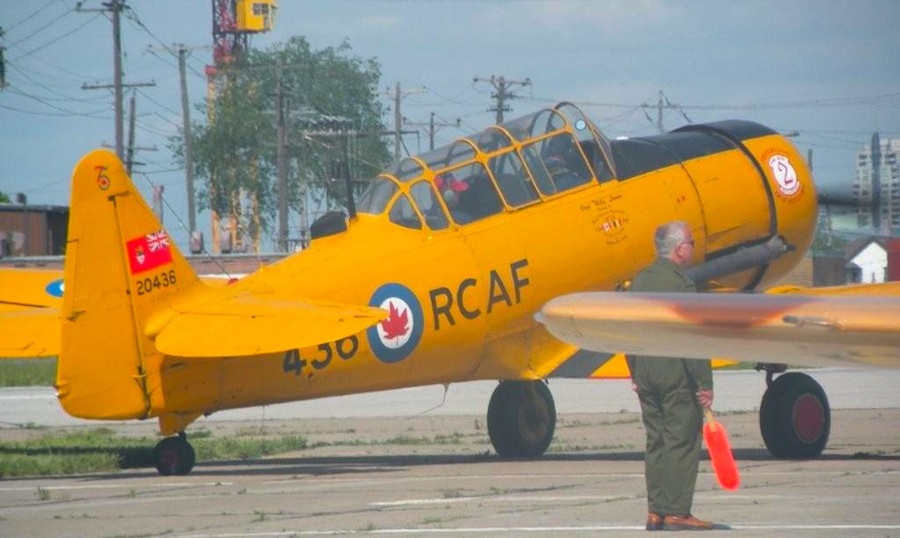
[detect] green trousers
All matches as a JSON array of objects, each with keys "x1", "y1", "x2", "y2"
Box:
[{"x1": 637, "y1": 385, "x2": 703, "y2": 516}]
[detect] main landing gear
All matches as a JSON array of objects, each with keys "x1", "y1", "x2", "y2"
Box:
[
  {"x1": 153, "y1": 432, "x2": 196, "y2": 476},
  {"x1": 487, "y1": 380, "x2": 556, "y2": 458},
  {"x1": 757, "y1": 365, "x2": 831, "y2": 458}
]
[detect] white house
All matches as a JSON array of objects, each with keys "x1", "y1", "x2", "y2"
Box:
[{"x1": 845, "y1": 238, "x2": 887, "y2": 283}]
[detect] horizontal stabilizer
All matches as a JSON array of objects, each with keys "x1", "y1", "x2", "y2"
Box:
[
  {"x1": 155, "y1": 294, "x2": 387, "y2": 357},
  {"x1": 540, "y1": 291, "x2": 900, "y2": 370},
  {"x1": 0, "y1": 308, "x2": 60, "y2": 358}
]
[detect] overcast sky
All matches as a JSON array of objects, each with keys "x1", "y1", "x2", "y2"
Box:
[{"x1": 2, "y1": 0, "x2": 898, "y2": 248}]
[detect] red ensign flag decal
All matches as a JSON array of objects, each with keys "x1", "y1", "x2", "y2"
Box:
[{"x1": 127, "y1": 230, "x2": 173, "y2": 274}]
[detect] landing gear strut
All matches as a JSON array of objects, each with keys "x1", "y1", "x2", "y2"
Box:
[
  {"x1": 153, "y1": 432, "x2": 196, "y2": 476},
  {"x1": 487, "y1": 380, "x2": 556, "y2": 458},
  {"x1": 757, "y1": 366, "x2": 830, "y2": 458}
]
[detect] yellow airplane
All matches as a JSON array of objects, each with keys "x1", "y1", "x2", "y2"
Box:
[{"x1": 0, "y1": 102, "x2": 818, "y2": 475}]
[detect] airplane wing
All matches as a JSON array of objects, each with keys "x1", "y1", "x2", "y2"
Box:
[
  {"x1": 154, "y1": 293, "x2": 388, "y2": 357},
  {"x1": 0, "y1": 307, "x2": 61, "y2": 357},
  {"x1": 539, "y1": 287, "x2": 900, "y2": 370},
  {"x1": 0, "y1": 268, "x2": 63, "y2": 357},
  {"x1": 0, "y1": 267, "x2": 63, "y2": 311}
]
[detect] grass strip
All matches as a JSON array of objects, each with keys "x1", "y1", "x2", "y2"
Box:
[
  {"x1": 0, "y1": 359, "x2": 56, "y2": 387},
  {"x1": 0, "y1": 427, "x2": 307, "y2": 478}
]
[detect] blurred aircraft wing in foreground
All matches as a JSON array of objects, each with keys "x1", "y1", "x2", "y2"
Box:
[{"x1": 539, "y1": 285, "x2": 900, "y2": 369}]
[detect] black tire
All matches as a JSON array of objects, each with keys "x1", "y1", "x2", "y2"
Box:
[
  {"x1": 487, "y1": 380, "x2": 556, "y2": 458},
  {"x1": 154, "y1": 436, "x2": 196, "y2": 476},
  {"x1": 759, "y1": 372, "x2": 830, "y2": 458}
]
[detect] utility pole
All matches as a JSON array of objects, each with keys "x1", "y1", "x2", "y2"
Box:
[
  {"x1": 79, "y1": 1, "x2": 155, "y2": 160},
  {"x1": 640, "y1": 90, "x2": 691, "y2": 135},
  {"x1": 404, "y1": 113, "x2": 460, "y2": 151},
  {"x1": 152, "y1": 185, "x2": 165, "y2": 223},
  {"x1": 655, "y1": 90, "x2": 663, "y2": 134},
  {"x1": 126, "y1": 90, "x2": 136, "y2": 173},
  {"x1": 111, "y1": 0, "x2": 124, "y2": 158},
  {"x1": 108, "y1": 91, "x2": 156, "y2": 174},
  {"x1": 394, "y1": 81, "x2": 402, "y2": 161},
  {"x1": 473, "y1": 75, "x2": 531, "y2": 124},
  {"x1": 82, "y1": 79, "x2": 155, "y2": 153},
  {"x1": 176, "y1": 44, "x2": 197, "y2": 235},
  {"x1": 871, "y1": 133, "x2": 882, "y2": 233},
  {"x1": 150, "y1": 43, "x2": 203, "y2": 242},
  {"x1": 428, "y1": 113, "x2": 438, "y2": 150},
  {"x1": 389, "y1": 81, "x2": 426, "y2": 160},
  {"x1": 427, "y1": 112, "x2": 460, "y2": 151},
  {"x1": 0, "y1": 26, "x2": 6, "y2": 89},
  {"x1": 275, "y1": 65, "x2": 289, "y2": 252}
]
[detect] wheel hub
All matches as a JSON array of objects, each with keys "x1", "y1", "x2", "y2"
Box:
[{"x1": 792, "y1": 393, "x2": 825, "y2": 444}]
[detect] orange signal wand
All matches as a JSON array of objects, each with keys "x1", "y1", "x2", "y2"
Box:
[{"x1": 703, "y1": 408, "x2": 740, "y2": 490}]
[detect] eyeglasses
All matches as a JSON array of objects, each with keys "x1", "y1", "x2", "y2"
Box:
[{"x1": 681, "y1": 239, "x2": 695, "y2": 247}]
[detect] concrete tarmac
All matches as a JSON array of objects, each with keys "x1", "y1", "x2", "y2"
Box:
[
  {"x1": 0, "y1": 369, "x2": 898, "y2": 537},
  {"x1": 2, "y1": 368, "x2": 900, "y2": 428}
]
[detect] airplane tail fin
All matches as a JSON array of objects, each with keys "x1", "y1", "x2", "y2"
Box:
[{"x1": 58, "y1": 149, "x2": 199, "y2": 420}]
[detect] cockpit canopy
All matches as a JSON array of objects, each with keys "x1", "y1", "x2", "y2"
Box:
[{"x1": 357, "y1": 102, "x2": 616, "y2": 230}]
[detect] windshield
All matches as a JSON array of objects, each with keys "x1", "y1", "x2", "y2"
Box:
[
  {"x1": 357, "y1": 103, "x2": 617, "y2": 225},
  {"x1": 357, "y1": 177, "x2": 397, "y2": 215}
]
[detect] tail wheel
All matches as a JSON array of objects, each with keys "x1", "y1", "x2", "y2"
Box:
[
  {"x1": 759, "y1": 372, "x2": 830, "y2": 458},
  {"x1": 154, "y1": 435, "x2": 196, "y2": 476},
  {"x1": 487, "y1": 380, "x2": 556, "y2": 458}
]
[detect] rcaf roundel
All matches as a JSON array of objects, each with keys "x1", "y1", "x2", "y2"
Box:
[
  {"x1": 367, "y1": 283, "x2": 424, "y2": 363},
  {"x1": 45, "y1": 279, "x2": 64, "y2": 298}
]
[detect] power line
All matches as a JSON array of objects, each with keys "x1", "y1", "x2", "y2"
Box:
[
  {"x1": 3, "y1": 82, "x2": 111, "y2": 117},
  {"x1": 2, "y1": 0, "x2": 62, "y2": 34},
  {"x1": 137, "y1": 115, "x2": 180, "y2": 137},
  {"x1": 144, "y1": 45, "x2": 210, "y2": 84},
  {"x1": 675, "y1": 92, "x2": 900, "y2": 111},
  {"x1": 518, "y1": 91, "x2": 900, "y2": 113},
  {"x1": 9, "y1": 13, "x2": 101, "y2": 61},
  {"x1": 122, "y1": 5, "x2": 169, "y2": 51},
  {"x1": 136, "y1": 86, "x2": 179, "y2": 117},
  {"x1": 4, "y1": 2, "x2": 73, "y2": 48},
  {"x1": 24, "y1": 51, "x2": 103, "y2": 81},
  {"x1": 7, "y1": 62, "x2": 105, "y2": 103},
  {"x1": 0, "y1": 100, "x2": 106, "y2": 118}
]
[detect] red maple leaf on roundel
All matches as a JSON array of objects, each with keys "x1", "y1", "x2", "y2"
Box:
[{"x1": 380, "y1": 301, "x2": 410, "y2": 340}]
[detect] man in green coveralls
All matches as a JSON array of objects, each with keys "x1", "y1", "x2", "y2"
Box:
[{"x1": 626, "y1": 221, "x2": 717, "y2": 531}]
